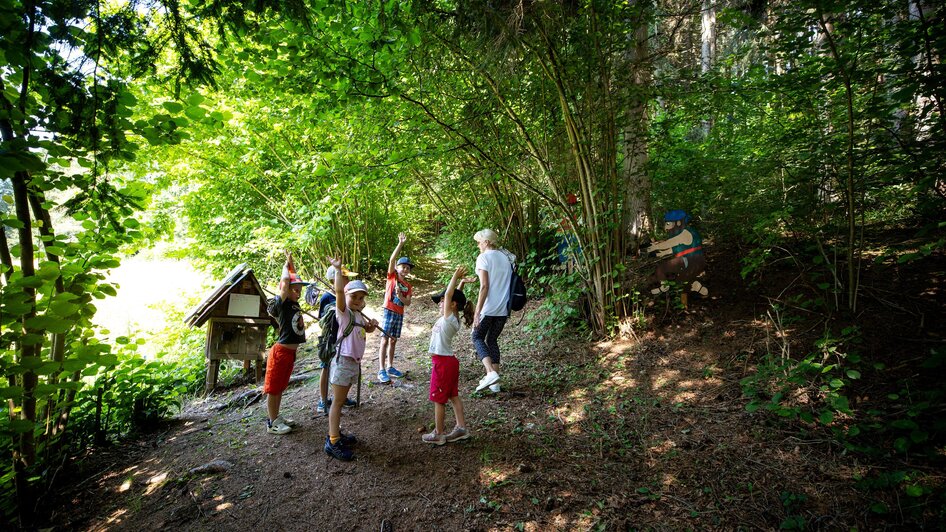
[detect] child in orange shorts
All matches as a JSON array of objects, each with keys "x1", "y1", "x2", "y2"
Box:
[{"x1": 264, "y1": 252, "x2": 309, "y2": 435}]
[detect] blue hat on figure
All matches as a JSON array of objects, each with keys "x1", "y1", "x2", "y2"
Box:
[
  {"x1": 396, "y1": 257, "x2": 415, "y2": 268},
  {"x1": 664, "y1": 210, "x2": 690, "y2": 223}
]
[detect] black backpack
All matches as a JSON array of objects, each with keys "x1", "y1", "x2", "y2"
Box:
[
  {"x1": 317, "y1": 305, "x2": 355, "y2": 366},
  {"x1": 508, "y1": 264, "x2": 527, "y2": 312}
]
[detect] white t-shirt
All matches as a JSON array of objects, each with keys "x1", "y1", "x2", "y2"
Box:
[
  {"x1": 428, "y1": 313, "x2": 460, "y2": 356},
  {"x1": 476, "y1": 248, "x2": 513, "y2": 317}
]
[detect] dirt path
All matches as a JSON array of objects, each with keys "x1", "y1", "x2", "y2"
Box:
[{"x1": 44, "y1": 251, "x2": 938, "y2": 530}]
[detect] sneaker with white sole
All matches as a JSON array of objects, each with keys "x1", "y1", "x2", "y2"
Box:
[
  {"x1": 489, "y1": 383, "x2": 500, "y2": 393},
  {"x1": 422, "y1": 430, "x2": 446, "y2": 446},
  {"x1": 475, "y1": 371, "x2": 500, "y2": 392},
  {"x1": 445, "y1": 426, "x2": 471, "y2": 442},
  {"x1": 317, "y1": 399, "x2": 328, "y2": 414},
  {"x1": 273, "y1": 415, "x2": 296, "y2": 427},
  {"x1": 378, "y1": 368, "x2": 391, "y2": 384},
  {"x1": 266, "y1": 418, "x2": 292, "y2": 435},
  {"x1": 386, "y1": 366, "x2": 404, "y2": 378}
]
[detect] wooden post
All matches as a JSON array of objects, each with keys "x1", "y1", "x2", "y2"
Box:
[{"x1": 204, "y1": 323, "x2": 216, "y2": 395}]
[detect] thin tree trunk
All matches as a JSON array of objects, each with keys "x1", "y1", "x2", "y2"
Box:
[
  {"x1": 622, "y1": 16, "x2": 652, "y2": 252},
  {"x1": 701, "y1": 0, "x2": 716, "y2": 135}
]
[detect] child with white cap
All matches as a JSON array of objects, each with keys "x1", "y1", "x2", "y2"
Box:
[
  {"x1": 324, "y1": 256, "x2": 379, "y2": 461},
  {"x1": 315, "y1": 265, "x2": 357, "y2": 414}
]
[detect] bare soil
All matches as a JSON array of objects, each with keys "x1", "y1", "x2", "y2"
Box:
[{"x1": 43, "y1": 240, "x2": 945, "y2": 531}]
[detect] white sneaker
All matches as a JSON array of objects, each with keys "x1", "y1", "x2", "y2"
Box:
[
  {"x1": 274, "y1": 415, "x2": 297, "y2": 427},
  {"x1": 489, "y1": 383, "x2": 501, "y2": 393},
  {"x1": 267, "y1": 418, "x2": 292, "y2": 435},
  {"x1": 476, "y1": 371, "x2": 500, "y2": 392}
]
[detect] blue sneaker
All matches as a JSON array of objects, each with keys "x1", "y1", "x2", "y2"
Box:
[
  {"x1": 386, "y1": 366, "x2": 404, "y2": 378},
  {"x1": 324, "y1": 436, "x2": 354, "y2": 461},
  {"x1": 378, "y1": 368, "x2": 391, "y2": 383},
  {"x1": 343, "y1": 397, "x2": 357, "y2": 407},
  {"x1": 317, "y1": 399, "x2": 328, "y2": 414},
  {"x1": 340, "y1": 432, "x2": 358, "y2": 447}
]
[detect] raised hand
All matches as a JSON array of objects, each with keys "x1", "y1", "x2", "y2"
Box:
[{"x1": 398, "y1": 232, "x2": 407, "y2": 244}]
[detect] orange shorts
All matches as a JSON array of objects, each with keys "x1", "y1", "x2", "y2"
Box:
[{"x1": 264, "y1": 343, "x2": 297, "y2": 394}]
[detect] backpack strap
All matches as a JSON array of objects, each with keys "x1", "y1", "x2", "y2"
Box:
[{"x1": 335, "y1": 308, "x2": 357, "y2": 354}]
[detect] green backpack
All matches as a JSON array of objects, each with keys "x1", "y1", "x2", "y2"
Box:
[{"x1": 317, "y1": 305, "x2": 356, "y2": 366}]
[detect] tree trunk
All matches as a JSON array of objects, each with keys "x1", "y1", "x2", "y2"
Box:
[
  {"x1": 621, "y1": 17, "x2": 652, "y2": 253},
  {"x1": 701, "y1": 0, "x2": 716, "y2": 135}
]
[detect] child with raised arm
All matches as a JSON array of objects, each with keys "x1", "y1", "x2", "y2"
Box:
[
  {"x1": 377, "y1": 232, "x2": 414, "y2": 383},
  {"x1": 324, "y1": 256, "x2": 379, "y2": 461},
  {"x1": 423, "y1": 266, "x2": 475, "y2": 445},
  {"x1": 264, "y1": 252, "x2": 309, "y2": 435}
]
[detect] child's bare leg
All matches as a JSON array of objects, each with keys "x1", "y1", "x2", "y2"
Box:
[
  {"x1": 267, "y1": 393, "x2": 282, "y2": 420},
  {"x1": 329, "y1": 384, "x2": 351, "y2": 439},
  {"x1": 434, "y1": 402, "x2": 446, "y2": 434},
  {"x1": 448, "y1": 396, "x2": 466, "y2": 428},
  {"x1": 319, "y1": 367, "x2": 329, "y2": 402},
  {"x1": 377, "y1": 338, "x2": 389, "y2": 371},
  {"x1": 386, "y1": 338, "x2": 398, "y2": 368}
]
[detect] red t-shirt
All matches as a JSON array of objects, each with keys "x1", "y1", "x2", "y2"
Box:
[{"x1": 383, "y1": 272, "x2": 412, "y2": 314}]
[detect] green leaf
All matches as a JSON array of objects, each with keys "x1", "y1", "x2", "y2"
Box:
[
  {"x1": 8, "y1": 419, "x2": 35, "y2": 434},
  {"x1": 818, "y1": 411, "x2": 834, "y2": 424},
  {"x1": 845, "y1": 370, "x2": 861, "y2": 379},
  {"x1": 904, "y1": 485, "x2": 923, "y2": 497},
  {"x1": 162, "y1": 101, "x2": 184, "y2": 113},
  {"x1": 0, "y1": 386, "x2": 24, "y2": 399},
  {"x1": 98, "y1": 285, "x2": 117, "y2": 296}
]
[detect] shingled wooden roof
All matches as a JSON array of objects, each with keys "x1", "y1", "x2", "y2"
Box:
[{"x1": 184, "y1": 263, "x2": 272, "y2": 328}]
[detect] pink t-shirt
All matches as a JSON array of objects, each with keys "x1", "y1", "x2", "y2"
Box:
[{"x1": 335, "y1": 308, "x2": 368, "y2": 361}]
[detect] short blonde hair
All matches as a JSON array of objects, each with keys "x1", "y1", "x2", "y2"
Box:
[{"x1": 474, "y1": 229, "x2": 499, "y2": 245}]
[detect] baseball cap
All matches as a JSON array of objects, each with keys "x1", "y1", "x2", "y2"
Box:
[
  {"x1": 396, "y1": 257, "x2": 415, "y2": 268},
  {"x1": 325, "y1": 265, "x2": 338, "y2": 280},
  {"x1": 431, "y1": 289, "x2": 467, "y2": 309},
  {"x1": 287, "y1": 274, "x2": 309, "y2": 286},
  {"x1": 344, "y1": 280, "x2": 369, "y2": 294},
  {"x1": 664, "y1": 210, "x2": 690, "y2": 223}
]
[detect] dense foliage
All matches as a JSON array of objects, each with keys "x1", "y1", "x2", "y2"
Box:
[{"x1": 1, "y1": 0, "x2": 943, "y2": 526}]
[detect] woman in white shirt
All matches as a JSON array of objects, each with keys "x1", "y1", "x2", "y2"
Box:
[{"x1": 470, "y1": 229, "x2": 513, "y2": 393}]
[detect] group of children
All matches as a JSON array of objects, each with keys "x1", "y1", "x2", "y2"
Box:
[{"x1": 264, "y1": 231, "x2": 506, "y2": 461}]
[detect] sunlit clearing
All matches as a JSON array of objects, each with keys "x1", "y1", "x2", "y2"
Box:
[
  {"x1": 216, "y1": 502, "x2": 234, "y2": 511},
  {"x1": 118, "y1": 478, "x2": 132, "y2": 492}
]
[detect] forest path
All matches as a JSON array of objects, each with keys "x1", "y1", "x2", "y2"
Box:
[{"x1": 46, "y1": 253, "x2": 878, "y2": 530}]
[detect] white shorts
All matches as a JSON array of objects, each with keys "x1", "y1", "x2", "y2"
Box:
[{"x1": 330, "y1": 354, "x2": 360, "y2": 387}]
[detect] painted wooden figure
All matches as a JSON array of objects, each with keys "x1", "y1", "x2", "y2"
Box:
[{"x1": 645, "y1": 210, "x2": 709, "y2": 297}]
